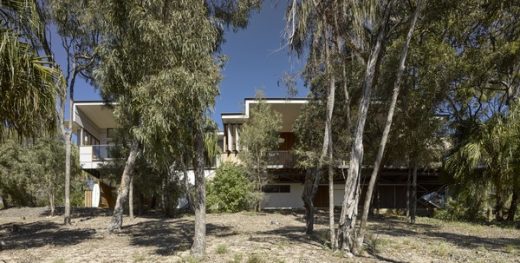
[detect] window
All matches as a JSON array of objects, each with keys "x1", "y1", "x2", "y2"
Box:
[
  {"x1": 83, "y1": 130, "x2": 100, "y2": 146},
  {"x1": 262, "y1": 185, "x2": 290, "y2": 193}
]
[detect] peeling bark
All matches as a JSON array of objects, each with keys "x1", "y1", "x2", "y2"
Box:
[
  {"x1": 191, "y1": 126, "x2": 206, "y2": 257},
  {"x1": 355, "y1": 1, "x2": 422, "y2": 248},
  {"x1": 337, "y1": 3, "x2": 392, "y2": 253},
  {"x1": 129, "y1": 176, "x2": 134, "y2": 219}
]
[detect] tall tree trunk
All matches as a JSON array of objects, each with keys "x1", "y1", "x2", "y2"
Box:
[
  {"x1": 337, "y1": 4, "x2": 392, "y2": 254},
  {"x1": 191, "y1": 125, "x2": 206, "y2": 257},
  {"x1": 63, "y1": 66, "x2": 78, "y2": 225},
  {"x1": 411, "y1": 165, "x2": 417, "y2": 224},
  {"x1": 328, "y1": 147, "x2": 336, "y2": 249},
  {"x1": 302, "y1": 13, "x2": 337, "y2": 235},
  {"x1": 406, "y1": 166, "x2": 412, "y2": 217},
  {"x1": 108, "y1": 140, "x2": 139, "y2": 232},
  {"x1": 355, "y1": 2, "x2": 421, "y2": 249},
  {"x1": 129, "y1": 176, "x2": 134, "y2": 219}
]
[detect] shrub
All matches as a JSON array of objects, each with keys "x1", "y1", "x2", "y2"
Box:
[
  {"x1": 207, "y1": 163, "x2": 253, "y2": 212},
  {"x1": 216, "y1": 244, "x2": 228, "y2": 254}
]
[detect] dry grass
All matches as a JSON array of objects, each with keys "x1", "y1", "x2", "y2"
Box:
[{"x1": 0, "y1": 208, "x2": 519, "y2": 263}]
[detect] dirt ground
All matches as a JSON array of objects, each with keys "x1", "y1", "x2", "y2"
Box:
[{"x1": 0, "y1": 207, "x2": 519, "y2": 263}]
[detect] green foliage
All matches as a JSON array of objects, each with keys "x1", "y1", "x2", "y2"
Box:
[
  {"x1": 238, "y1": 92, "x2": 282, "y2": 209},
  {"x1": 0, "y1": 138, "x2": 81, "y2": 208},
  {"x1": 1, "y1": 1, "x2": 62, "y2": 139},
  {"x1": 215, "y1": 244, "x2": 228, "y2": 254},
  {"x1": 207, "y1": 163, "x2": 253, "y2": 213}
]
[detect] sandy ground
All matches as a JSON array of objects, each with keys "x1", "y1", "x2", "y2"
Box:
[{"x1": 0, "y1": 207, "x2": 519, "y2": 263}]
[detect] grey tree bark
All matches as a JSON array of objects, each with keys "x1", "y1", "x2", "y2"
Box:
[
  {"x1": 406, "y1": 166, "x2": 412, "y2": 217},
  {"x1": 411, "y1": 165, "x2": 417, "y2": 224},
  {"x1": 191, "y1": 126, "x2": 206, "y2": 257},
  {"x1": 337, "y1": 4, "x2": 392, "y2": 253},
  {"x1": 355, "y1": 1, "x2": 422, "y2": 249},
  {"x1": 49, "y1": 192, "x2": 56, "y2": 217},
  {"x1": 63, "y1": 64, "x2": 78, "y2": 225},
  {"x1": 108, "y1": 141, "x2": 139, "y2": 232},
  {"x1": 129, "y1": 176, "x2": 134, "y2": 219},
  {"x1": 301, "y1": 15, "x2": 336, "y2": 235}
]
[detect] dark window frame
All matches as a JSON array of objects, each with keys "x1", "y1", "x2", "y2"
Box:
[{"x1": 262, "y1": 185, "x2": 290, "y2": 193}]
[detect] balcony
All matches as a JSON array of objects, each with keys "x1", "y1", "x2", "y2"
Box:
[
  {"x1": 79, "y1": 145, "x2": 117, "y2": 169},
  {"x1": 267, "y1": 151, "x2": 295, "y2": 168}
]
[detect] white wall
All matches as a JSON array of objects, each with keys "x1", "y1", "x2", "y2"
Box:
[
  {"x1": 261, "y1": 183, "x2": 346, "y2": 209},
  {"x1": 184, "y1": 169, "x2": 216, "y2": 184}
]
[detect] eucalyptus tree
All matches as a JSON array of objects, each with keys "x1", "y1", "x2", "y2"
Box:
[
  {"x1": 355, "y1": 0, "x2": 422, "y2": 249},
  {"x1": 93, "y1": 0, "x2": 259, "y2": 257},
  {"x1": 286, "y1": 0, "x2": 347, "y2": 242},
  {"x1": 48, "y1": 0, "x2": 99, "y2": 225},
  {"x1": 0, "y1": 0, "x2": 62, "y2": 139},
  {"x1": 239, "y1": 92, "x2": 282, "y2": 211}
]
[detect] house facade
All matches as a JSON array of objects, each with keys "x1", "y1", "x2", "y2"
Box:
[{"x1": 74, "y1": 98, "x2": 444, "y2": 213}]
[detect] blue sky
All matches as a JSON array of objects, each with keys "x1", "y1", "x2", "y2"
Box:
[{"x1": 53, "y1": 1, "x2": 308, "y2": 129}]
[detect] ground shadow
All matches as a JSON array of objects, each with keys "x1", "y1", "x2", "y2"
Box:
[
  {"x1": 251, "y1": 225, "x2": 325, "y2": 247},
  {"x1": 369, "y1": 216, "x2": 520, "y2": 252},
  {"x1": 126, "y1": 218, "x2": 236, "y2": 256},
  {"x1": 0, "y1": 221, "x2": 95, "y2": 250},
  {"x1": 424, "y1": 231, "x2": 520, "y2": 252},
  {"x1": 39, "y1": 207, "x2": 112, "y2": 217}
]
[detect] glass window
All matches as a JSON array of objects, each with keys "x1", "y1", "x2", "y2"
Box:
[{"x1": 262, "y1": 185, "x2": 290, "y2": 193}]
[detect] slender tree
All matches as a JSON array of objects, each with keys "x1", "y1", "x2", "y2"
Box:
[{"x1": 356, "y1": 0, "x2": 423, "y2": 249}]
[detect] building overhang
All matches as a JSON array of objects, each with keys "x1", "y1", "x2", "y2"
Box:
[
  {"x1": 73, "y1": 101, "x2": 118, "y2": 130},
  {"x1": 221, "y1": 98, "x2": 309, "y2": 132}
]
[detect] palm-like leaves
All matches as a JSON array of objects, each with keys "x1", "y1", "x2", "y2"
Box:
[{"x1": 0, "y1": 0, "x2": 62, "y2": 139}]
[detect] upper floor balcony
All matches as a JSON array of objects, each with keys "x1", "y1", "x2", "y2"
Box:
[
  {"x1": 79, "y1": 144, "x2": 117, "y2": 169},
  {"x1": 267, "y1": 151, "x2": 296, "y2": 168}
]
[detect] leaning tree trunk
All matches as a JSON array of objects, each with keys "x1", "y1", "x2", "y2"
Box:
[
  {"x1": 108, "y1": 141, "x2": 139, "y2": 232},
  {"x1": 337, "y1": 4, "x2": 392, "y2": 254},
  {"x1": 129, "y1": 176, "x2": 134, "y2": 219},
  {"x1": 191, "y1": 125, "x2": 207, "y2": 257},
  {"x1": 355, "y1": 1, "x2": 422, "y2": 249},
  {"x1": 411, "y1": 165, "x2": 417, "y2": 224}
]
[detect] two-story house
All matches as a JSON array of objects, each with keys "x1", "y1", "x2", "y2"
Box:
[{"x1": 74, "y1": 98, "x2": 444, "y2": 213}]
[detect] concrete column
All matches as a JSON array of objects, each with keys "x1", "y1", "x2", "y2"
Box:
[
  {"x1": 235, "y1": 124, "x2": 240, "y2": 151},
  {"x1": 223, "y1": 125, "x2": 228, "y2": 152},
  {"x1": 227, "y1": 124, "x2": 233, "y2": 152}
]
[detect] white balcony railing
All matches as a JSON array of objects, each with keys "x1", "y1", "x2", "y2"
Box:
[{"x1": 79, "y1": 145, "x2": 117, "y2": 168}]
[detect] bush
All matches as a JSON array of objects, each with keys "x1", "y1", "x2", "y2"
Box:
[{"x1": 207, "y1": 163, "x2": 253, "y2": 212}]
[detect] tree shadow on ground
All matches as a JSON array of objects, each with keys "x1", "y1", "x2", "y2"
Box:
[
  {"x1": 126, "y1": 218, "x2": 236, "y2": 256},
  {"x1": 39, "y1": 207, "x2": 112, "y2": 217},
  {"x1": 370, "y1": 217, "x2": 520, "y2": 252},
  {"x1": 0, "y1": 221, "x2": 95, "y2": 250},
  {"x1": 424, "y1": 231, "x2": 520, "y2": 252},
  {"x1": 250, "y1": 225, "x2": 325, "y2": 247}
]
